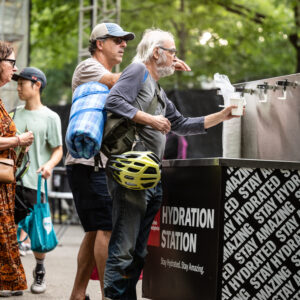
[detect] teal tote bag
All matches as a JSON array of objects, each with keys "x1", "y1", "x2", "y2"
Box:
[{"x1": 18, "y1": 173, "x2": 58, "y2": 252}]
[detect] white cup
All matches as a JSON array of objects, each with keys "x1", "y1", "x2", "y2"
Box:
[{"x1": 230, "y1": 97, "x2": 244, "y2": 116}]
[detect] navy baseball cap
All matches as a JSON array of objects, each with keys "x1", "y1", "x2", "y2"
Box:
[
  {"x1": 90, "y1": 23, "x2": 135, "y2": 41},
  {"x1": 12, "y1": 67, "x2": 47, "y2": 90}
]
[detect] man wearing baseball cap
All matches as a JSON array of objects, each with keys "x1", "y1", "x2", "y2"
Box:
[
  {"x1": 89, "y1": 22, "x2": 135, "y2": 41},
  {"x1": 65, "y1": 23, "x2": 135, "y2": 300},
  {"x1": 12, "y1": 67, "x2": 63, "y2": 294}
]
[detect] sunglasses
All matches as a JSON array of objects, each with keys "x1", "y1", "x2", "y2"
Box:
[
  {"x1": 0, "y1": 58, "x2": 16, "y2": 67},
  {"x1": 98, "y1": 36, "x2": 127, "y2": 45},
  {"x1": 159, "y1": 46, "x2": 177, "y2": 57}
]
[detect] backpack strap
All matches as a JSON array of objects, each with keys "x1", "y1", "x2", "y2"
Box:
[
  {"x1": 146, "y1": 82, "x2": 165, "y2": 115},
  {"x1": 94, "y1": 152, "x2": 103, "y2": 171}
]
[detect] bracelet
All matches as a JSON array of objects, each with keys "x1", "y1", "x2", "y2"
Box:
[{"x1": 16, "y1": 136, "x2": 21, "y2": 147}]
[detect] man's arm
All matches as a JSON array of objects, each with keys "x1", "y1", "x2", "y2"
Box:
[
  {"x1": 204, "y1": 106, "x2": 240, "y2": 129},
  {"x1": 37, "y1": 146, "x2": 63, "y2": 179},
  {"x1": 132, "y1": 111, "x2": 171, "y2": 134},
  {"x1": 106, "y1": 63, "x2": 149, "y2": 118},
  {"x1": 164, "y1": 91, "x2": 242, "y2": 136},
  {"x1": 99, "y1": 72, "x2": 121, "y2": 89}
]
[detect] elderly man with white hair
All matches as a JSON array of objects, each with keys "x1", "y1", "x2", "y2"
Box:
[{"x1": 103, "y1": 28, "x2": 240, "y2": 300}]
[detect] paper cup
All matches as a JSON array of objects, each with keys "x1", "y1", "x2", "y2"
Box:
[{"x1": 230, "y1": 98, "x2": 243, "y2": 116}]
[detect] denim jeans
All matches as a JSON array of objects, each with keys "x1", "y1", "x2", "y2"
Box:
[{"x1": 104, "y1": 175, "x2": 163, "y2": 300}]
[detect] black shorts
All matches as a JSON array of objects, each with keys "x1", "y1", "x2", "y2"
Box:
[
  {"x1": 15, "y1": 185, "x2": 44, "y2": 224},
  {"x1": 66, "y1": 164, "x2": 112, "y2": 232}
]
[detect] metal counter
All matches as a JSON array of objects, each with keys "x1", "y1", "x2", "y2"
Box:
[{"x1": 163, "y1": 157, "x2": 300, "y2": 170}]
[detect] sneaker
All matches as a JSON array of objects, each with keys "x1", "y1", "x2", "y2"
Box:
[
  {"x1": 31, "y1": 269, "x2": 46, "y2": 294},
  {"x1": 23, "y1": 243, "x2": 33, "y2": 255},
  {"x1": 18, "y1": 243, "x2": 27, "y2": 257},
  {"x1": 0, "y1": 290, "x2": 11, "y2": 297}
]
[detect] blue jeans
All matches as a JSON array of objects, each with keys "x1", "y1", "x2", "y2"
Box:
[{"x1": 104, "y1": 175, "x2": 163, "y2": 300}]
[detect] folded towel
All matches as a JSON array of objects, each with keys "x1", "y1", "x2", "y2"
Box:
[{"x1": 65, "y1": 82, "x2": 109, "y2": 159}]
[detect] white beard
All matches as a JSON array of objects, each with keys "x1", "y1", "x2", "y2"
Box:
[
  {"x1": 156, "y1": 51, "x2": 175, "y2": 78},
  {"x1": 157, "y1": 65, "x2": 175, "y2": 78}
]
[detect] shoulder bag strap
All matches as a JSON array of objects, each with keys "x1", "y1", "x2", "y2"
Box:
[
  {"x1": 15, "y1": 152, "x2": 30, "y2": 181},
  {"x1": 144, "y1": 82, "x2": 162, "y2": 115}
]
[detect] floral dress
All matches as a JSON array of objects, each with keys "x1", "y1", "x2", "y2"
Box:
[{"x1": 0, "y1": 99, "x2": 27, "y2": 291}]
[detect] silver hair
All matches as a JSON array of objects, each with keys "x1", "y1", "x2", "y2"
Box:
[{"x1": 132, "y1": 28, "x2": 174, "y2": 64}]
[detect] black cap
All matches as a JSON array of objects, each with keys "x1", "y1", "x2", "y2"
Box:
[{"x1": 12, "y1": 67, "x2": 47, "y2": 90}]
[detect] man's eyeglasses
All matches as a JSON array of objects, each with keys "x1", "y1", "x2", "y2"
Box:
[
  {"x1": 159, "y1": 46, "x2": 177, "y2": 57},
  {"x1": 98, "y1": 36, "x2": 127, "y2": 45},
  {"x1": 0, "y1": 58, "x2": 16, "y2": 67}
]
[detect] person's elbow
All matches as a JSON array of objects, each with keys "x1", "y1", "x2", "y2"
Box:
[{"x1": 100, "y1": 73, "x2": 120, "y2": 89}]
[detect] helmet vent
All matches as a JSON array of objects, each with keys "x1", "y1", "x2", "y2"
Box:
[
  {"x1": 128, "y1": 167, "x2": 139, "y2": 173},
  {"x1": 148, "y1": 153, "x2": 160, "y2": 163},
  {"x1": 134, "y1": 162, "x2": 144, "y2": 167},
  {"x1": 141, "y1": 177, "x2": 156, "y2": 181},
  {"x1": 144, "y1": 167, "x2": 157, "y2": 174},
  {"x1": 127, "y1": 154, "x2": 139, "y2": 159},
  {"x1": 126, "y1": 182, "x2": 137, "y2": 187},
  {"x1": 142, "y1": 183, "x2": 154, "y2": 188}
]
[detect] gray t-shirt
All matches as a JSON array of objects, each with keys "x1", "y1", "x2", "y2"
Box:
[
  {"x1": 65, "y1": 57, "x2": 110, "y2": 166},
  {"x1": 105, "y1": 63, "x2": 206, "y2": 159}
]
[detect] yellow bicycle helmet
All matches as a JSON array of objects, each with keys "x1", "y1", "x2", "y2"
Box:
[{"x1": 108, "y1": 151, "x2": 161, "y2": 190}]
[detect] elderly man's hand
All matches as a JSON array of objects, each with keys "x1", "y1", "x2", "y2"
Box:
[
  {"x1": 150, "y1": 115, "x2": 171, "y2": 134},
  {"x1": 222, "y1": 105, "x2": 246, "y2": 120},
  {"x1": 174, "y1": 58, "x2": 191, "y2": 72}
]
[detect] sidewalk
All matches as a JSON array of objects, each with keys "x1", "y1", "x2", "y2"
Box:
[{"x1": 12, "y1": 225, "x2": 149, "y2": 300}]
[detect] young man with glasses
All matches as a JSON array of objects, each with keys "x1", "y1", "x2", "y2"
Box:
[
  {"x1": 65, "y1": 23, "x2": 135, "y2": 300},
  {"x1": 12, "y1": 67, "x2": 63, "y2": 294},
  {"x1": 103, "y1": 28, "x2": 241, "y2": 300}
]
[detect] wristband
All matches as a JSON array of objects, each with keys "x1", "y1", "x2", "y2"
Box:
[{"x1": 16, "y1": 136, "x2": 21, "y2": 147}]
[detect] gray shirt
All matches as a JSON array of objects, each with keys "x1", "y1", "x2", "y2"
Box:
[
  {"x1": 65, "y1": 57, "x2": 110, "y2": 166},
  {"x1": 105, "y1": 63, "x2": 206, "y2": 159}
]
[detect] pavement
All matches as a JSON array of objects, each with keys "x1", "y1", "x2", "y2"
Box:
[{"x1": 11, "y1": 225, "x2": 149, "y2": 300}]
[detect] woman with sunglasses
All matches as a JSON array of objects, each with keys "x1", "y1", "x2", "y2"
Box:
[{"x1": 0, "y1": 41, "x2": 34, "y2": 297}]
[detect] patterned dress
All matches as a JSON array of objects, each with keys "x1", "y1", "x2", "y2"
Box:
[{"x1": 0, "y1": 99, "x2": 27, "y2": 291}]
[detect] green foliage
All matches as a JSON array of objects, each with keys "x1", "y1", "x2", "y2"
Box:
[
  {"x1": 30, "y1": 0, "x2": 78, "y2": 105},
  {"x1": 121, "y1": 0, "x2": 296, "y2": 88},
  {"x1": 30, "y1": 0, "x2": 298, "y2": 104}
]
